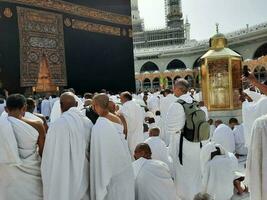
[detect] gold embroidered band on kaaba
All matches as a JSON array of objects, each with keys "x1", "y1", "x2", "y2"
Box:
[
  {"x1": 0, "y1": 0, "x2": 131, "y2": 25},
  {"x1": 71, "y1": 19, "x2": 121, "y2": 36}
]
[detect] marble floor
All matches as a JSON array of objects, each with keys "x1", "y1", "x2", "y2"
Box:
[{"x1": 232, "y1": 193, "x2": 249, "y2": 200}]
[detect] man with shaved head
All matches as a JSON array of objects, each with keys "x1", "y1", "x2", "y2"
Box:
[
  {"x1": 144, "y1": 127, "x2": 173, "y2": 173},
  {"x1": 133, "y1": 143, "x2": 177, "y2": 200},
  {"x1": 90, "y1": 93, "x2": 134, "y2": 200},
  {"x1": 0, "y1": 94, "x2": 45, "y2": 199},
  {"x1": 41, "y1": 92, "x2": 93, "y2": 200},
  {"x1": 108, "y1": 99, "x2": 128, "y2": 135},
  {"x1": 49, "y1": 89, "x2": 83, "y2": 123},
  {"x1": 166, "y1": 78, "x2": 209, "y2": 199}
]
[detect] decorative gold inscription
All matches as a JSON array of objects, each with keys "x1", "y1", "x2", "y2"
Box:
[
  {"x1": 71, "y1": 19, "x2": 121, "y2": 36},
  {"x1": 0, "y1": 0, "x2": 131, "y2": 25},
  {"x1": 3, "y1": 7, "x2": 13, "y2": 18},
  {"x1": 64, "y1": 17, "x2": 71, "y2": 27}
]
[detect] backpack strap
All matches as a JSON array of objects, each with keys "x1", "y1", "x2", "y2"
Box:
[
  {"x1": 177, "y1": 99, "x2": 186, "y2": 166},
  {"x1": 178, "y1": 132, "x2": 184, "y2": 165},
  {"x1": 177, "y1": 99, "x2": 186, "y2": 106}
]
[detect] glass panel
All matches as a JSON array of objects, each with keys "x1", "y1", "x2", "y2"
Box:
[
  {"x1": 208, "y1": 59, "x2": 230, "y2": 109},
  {"x1": 232, "y1": 59, "x2": 242, "y2": 108}
]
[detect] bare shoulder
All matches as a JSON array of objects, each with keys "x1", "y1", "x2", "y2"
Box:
[
  {"x1": 22, "y1": 118, "x2": 45, "y2": 133},
  {"x1": 34, "y1": 113, "x2": 46, "y2": 121},
  {"x1": 107, "y1": 113, "x2": 122, "y2": 125}
]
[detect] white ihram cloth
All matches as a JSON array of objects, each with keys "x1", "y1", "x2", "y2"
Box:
[
  {"x1": 244, "y1": 89, "x2": 262, "y2": 102},
  {"x1": 147, "y1": 95, "x2": 160, "y2": 114},
  {"x1": 0, "y1": 117, "x2": 42, "y2": 200},
  {"x1": 49, "y1": 95, "x2": 83, "y2": 122},
  {"x1": 193, "y1": 92, "x2": 201, "y2": 102},
  {"x1": 24, "y1": 112, "x2": 43, "y2": 124},
  {"x1": 143, "y1": 132, "x2": 149, "y2": 140},
  {"x1": 90, "y1": 117, "x2": 134, "y2": 200},
  {"x1": 49, "y1": 97, "x2": 59, "y2": 110},
  {"x1": 154, "y1": 115, "x2": 165, "y2": 140},
  {"x1": 0, "y1": 117, "x2": 21, "y2": 165},
  {"x1": 155, "y1": 115, "x2": 162, "y2": 126},
  {"x1": 41, "y1": 99, "x2": 51, "y2": 117},
  {"x1": 160, "y1": 94, "x2": 178, "y2": 120},
  {"x1": 119, "y1": 100, "x2": 144, "y2": 156},
  {"x1": 133, "y1": 158, "x2": 177, "y2": 200},
  {"x1": 0, "y1": 101, "x2": 5, "y2": 115},
  {"x1": 145, "y1": 111, "x2": 155, "y2": 119},
  {"x1": 41, "y1": 107, "x2": 92, "y2": 200},
  {"x1": 212, "y1": 124, "x2": 235, "y2": 153},
  {"x1": 209, "y1": 124, "x2": 216, "y2": 138},
  {"x1": 112, "y1": 122, "x2": 130, "y2": 155},
  {"x1": 0, "y1": 117, "x2": 20, "y2": 200},
  {"x1": 166, "y1": 93, "x2": 208, "y2": 200},
  {"x1": 144, "y1": 136, "x2": 173, "y2": 174},
  {"x1": 0, "y1": 110, "x2": 7, "y2": 118},
  {"x1": 200, "y1": 143, "x2": 238, "y2": 200},
  {"x1": 160, "y1": 94, "x2": 177, "y2": 146},
  {"x1": 246, "y1": 114, "x2": 267, "y2": 200},
  {"x1": 233, "y1": 124, "x2": 247, "y2": 155},
  {"x1": 200, "y1": 106, "x2": 209, "y2": 121},
  {"x1": 242, "y1": 96, "x2": 267, "y2": 148}
]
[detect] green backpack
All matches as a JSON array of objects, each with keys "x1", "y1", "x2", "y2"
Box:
[{"x1": 177, "y1": 99, "x2": 210, "y2": 165}]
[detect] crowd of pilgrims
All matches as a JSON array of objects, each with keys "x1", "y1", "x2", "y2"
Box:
[{"x1": 0, "y1": 74, "x2": 267, "y2": 200}]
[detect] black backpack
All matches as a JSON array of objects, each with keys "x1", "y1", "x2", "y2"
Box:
[{"x1": 177, "y1": 99, "x2": 210, "y2": 165}]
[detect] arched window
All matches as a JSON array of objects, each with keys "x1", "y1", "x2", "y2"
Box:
[
  {"x1": 260, "y1": 67, "x2": 266, "y2": 83},
  {"x1": 167, "y1": 77, "x2": 172, "y2": 88},
  {"x1": 143, "y1": 78, "x2": 151, "y2": 90},
  {"x1": 253, "y1": 43, "x2": 267, "y2": 59},
  {"x1": 193, "y1": 57, "x2": 201, "y2": 69},
  {"x1": 140, "y1": 62, "x2": 159, "y2": 73},
  {"x1": 166, "y1": 59, "x2": 186, "y2": 70},
  {"x1": 254, "y1": 66, "x2": 260, "y2": 81},
  {"x1": 152, "y1": 77, "x2": 160, "y2": 89}
]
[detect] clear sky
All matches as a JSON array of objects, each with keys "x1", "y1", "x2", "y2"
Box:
[{"x1": 138, "y1": 0, "x2": 267, "y2": 40}]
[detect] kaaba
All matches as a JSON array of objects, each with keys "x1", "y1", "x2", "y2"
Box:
[{"x1": 0, "y1": 0, "x2": 135, "y2": 94}]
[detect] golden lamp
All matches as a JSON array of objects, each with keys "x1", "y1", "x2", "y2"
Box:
[{"x1": 200, "y1": 32, "x2": 242, "y2": 111}]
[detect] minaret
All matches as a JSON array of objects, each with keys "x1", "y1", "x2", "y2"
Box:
[
  {"x1": 184, "y1": 16, "x2": 190, "y2": 41},
  {"x1": 131, "y1": 0, "x2": 144, "y2": 32},
  {"x1": 166, "y1": 0, "x2": 184, "y2": 29}
]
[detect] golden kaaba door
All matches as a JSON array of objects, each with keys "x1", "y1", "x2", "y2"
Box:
[
  {"x1": 208, "y1": 59, "x2": 230, "y2": 109},
  {"x1": 35, "y1": 55, "x2": 57, "y2": 93},
  {"x1": 17, "y1": 7, "x2": 67, "y2": 88}
]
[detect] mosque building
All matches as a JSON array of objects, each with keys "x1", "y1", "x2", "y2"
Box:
[{"x1": 131, "y1": 0, "x2": 267, "y2": 91}]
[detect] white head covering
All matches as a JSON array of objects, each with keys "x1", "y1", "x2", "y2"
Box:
[{"x1": 200, "y1": 142, "x2": 226, "y2": 174}]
